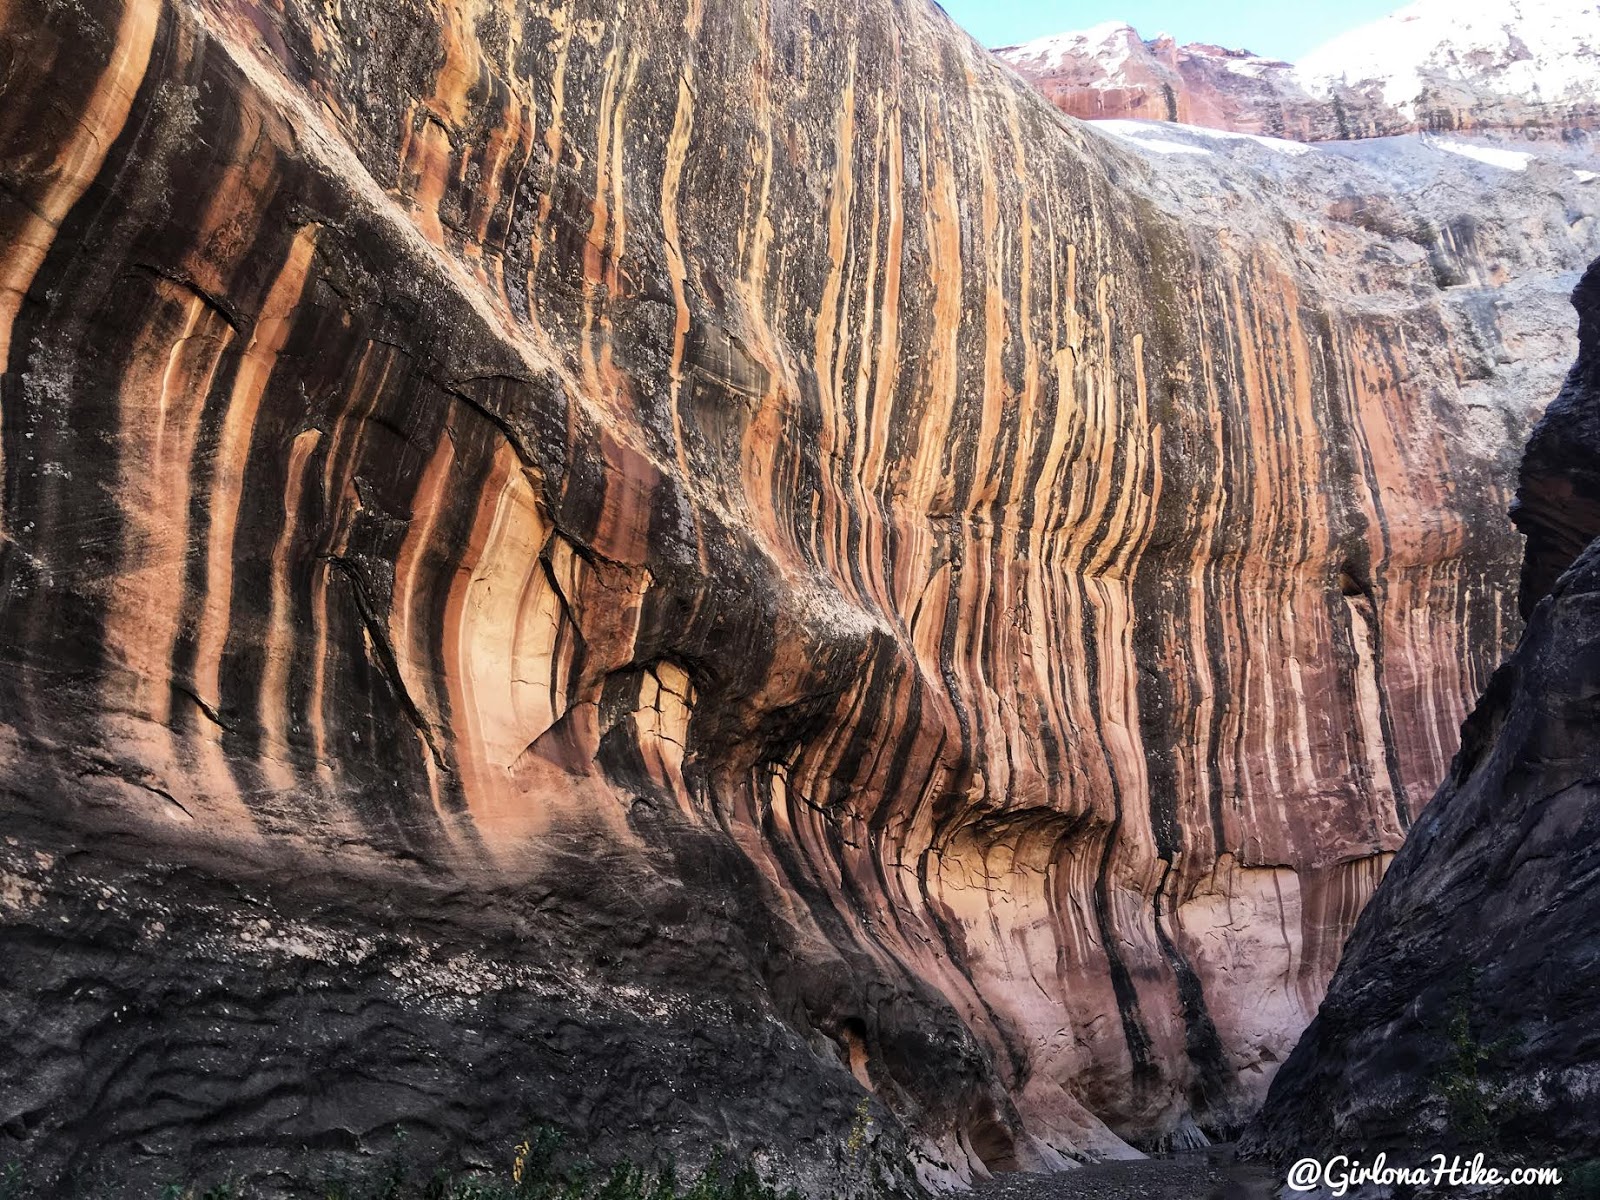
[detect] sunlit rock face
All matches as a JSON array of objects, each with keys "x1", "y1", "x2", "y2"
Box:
[
  {"x1": 995, "y1": 23, "x2": 1325, "y2": 138},
  {"x1": 1245, "y1": 260, "x2": 1600, "y2": 1170},
  {"x1": 998, "y1": 0, "x2": 1600, "y2": 143},
  {"x1": 0, "y1": 0, "x2": 1584, "y2": 1191}
]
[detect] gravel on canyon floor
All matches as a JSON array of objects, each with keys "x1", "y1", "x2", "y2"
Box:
[{"x1": 973, "y1": 1154, "x2": 1281, "y2": 1200}]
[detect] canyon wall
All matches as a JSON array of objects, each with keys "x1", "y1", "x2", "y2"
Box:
[
  {"x1": 0, "y1": 0, "x2": 1582, "y2": 1191},
  {"x1": 995, "y1": 26, "x2": 1331, "y2": 139},
  {"x1": 998, "y1": 0, "x2": 1600, "y2": 143},
  {"x1": 1246, "y1": 260, "x2": 1600, "y2": 1173}
]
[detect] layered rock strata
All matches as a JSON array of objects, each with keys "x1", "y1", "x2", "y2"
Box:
[
  {"x1": 998, "y1": 0, "x2": 1600, "y2": 143},
  {"x1": 995, "y1": 25, "x2": 1326, "y2": 139},
  {"x1": 1245, "y1": 259, "x2": 1600, "y2": 1173},
  {"x1": 0, "y1": 0, "x2": 1583, "y2": 1192}
]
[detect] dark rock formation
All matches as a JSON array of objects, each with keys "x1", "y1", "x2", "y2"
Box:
[
  {"x1": 0, "y1": 810, "x2": 924, "y2": 1197},
  {"x1": 1513, "y1": 260, "x2": 1600, "y2": 615},
  {"x1": 0, "y1": 0, "x2": 1568, "y2": 1192},
  {"x1": 1244, "y1": 262, "x2": 1600, "y2": 1176}
]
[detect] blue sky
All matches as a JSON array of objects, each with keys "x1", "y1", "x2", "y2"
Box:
[{"x1": 937, "y1": 0, "x2": 1402, "y2": 61}]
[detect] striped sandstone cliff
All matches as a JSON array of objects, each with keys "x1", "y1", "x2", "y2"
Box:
[
  {"x1": 0, "y1": 0, "x2": 1588, "y2": 1192},
  {"x1": 1244, "y1": 259, "x2": 1600, "y2": 1175}
]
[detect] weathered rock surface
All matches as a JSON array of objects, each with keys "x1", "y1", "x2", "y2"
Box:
[
  {"x1": 0, "y1": 0, "x2": 1590, "y2": 1192},
  {"x1": 995, "y1": 24, "x2": 1324, "y2": 138},
  {"x1": 1513, "y1": 262, "x2": 1600, "y2": 614},
  {"x1": 1244, "y1": 259, "x2": 1600, "y2": 1177},
  {"x1": 998, "y1": 0, "x2": 1600, "y2": 143}
]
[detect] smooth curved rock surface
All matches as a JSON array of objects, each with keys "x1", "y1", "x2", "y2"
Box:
[
  {"x1": 1245, "y1": 262, "x2": 1600, "y2": 1172},
  {"x1": 0, "y1": 0, "x2": 1585, "y2": 1192}
]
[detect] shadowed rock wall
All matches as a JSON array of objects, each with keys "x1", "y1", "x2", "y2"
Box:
[
  {"x1": 1513, "y1": 263, "x2": 1600, "y2": 613},
  {"x1": 0, "y1": 0, "x2": 1539, "y2": 1191}
]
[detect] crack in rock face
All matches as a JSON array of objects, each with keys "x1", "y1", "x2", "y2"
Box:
[{"x1": 0, "y1": 0, "x2": 1594, "y2": 1193}]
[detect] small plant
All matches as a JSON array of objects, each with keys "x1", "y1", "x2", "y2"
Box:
[
  {"x1": 1434, "y1": 970, "x2": 1523, "y2": 1145},
  {"x1": 844, "y1": 1100, "x2": 873, "y2": 1161},
  {"x1": 1332, "y1": 94, "x2": 1353, "y2": 140},
  {"x1": 156, "y1": 1181, "x2": 247, "y2": 1200},
  {"x1": 1556, "y1": 1160, "x2": 1600, "y2": 1199},
  {"x1": 512, "y1": 1140, "x2": 532, "y2": 1187}
]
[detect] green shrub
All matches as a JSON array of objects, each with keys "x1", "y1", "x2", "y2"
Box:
[
  {"x1": 1559, "y1": 1160, "x2": 1600, "y2": 1199},
  {"x1": 1434, "y1": 970, "x2": 1523, "y2": 1144}
]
